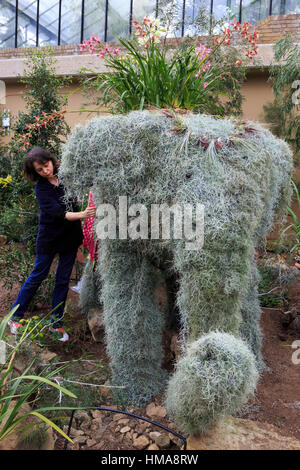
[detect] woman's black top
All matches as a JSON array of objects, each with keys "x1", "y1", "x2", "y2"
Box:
[{"x1": 34, "y1": 179, "x2": 83, "y2": 255}]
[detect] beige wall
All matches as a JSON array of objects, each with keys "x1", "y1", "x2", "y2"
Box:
[
  {"x1": 2, "y1": 70, "x2": 275, "y2": 146},
  {"x1": 1, "y1": 80, "x2": 103, "y2": 145},
  {"x1": 241, "y1": 71, "x2": 275, "y2": 122}
]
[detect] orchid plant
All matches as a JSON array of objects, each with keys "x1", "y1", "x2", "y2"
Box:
[{"x1": 79, "y1": 15, "x2": 259, "y2": 115}]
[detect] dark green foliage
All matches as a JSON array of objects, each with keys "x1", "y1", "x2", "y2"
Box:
[
  {"x1": 8, "y1": 47, "x2": 70, "y2": 179},
  {"x1": 0, "y1": 198, "x2": 38, "y2": 249},
  {"x1": 0, "y1": 47, "x2": 70, "y2": 247},
  {"x1": 280, "y1": 179, "x2": 300, "y2": 252},
  {"x1": 18, "y1": 425, "x2": 48, "y2": 450},
  {"x1": 85, "y1": 39, "x2": 245, "y2": 116},
  {"x1": 258, "y1": 266, "x2": 285, "y2": 308},
  {"x1": 93, "y1": 39, "x2": 246, "y2": 116}
]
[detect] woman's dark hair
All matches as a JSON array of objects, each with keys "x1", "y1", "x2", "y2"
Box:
[{"x1": 23, "y1": 146, "x2": 60, "y2": 182}]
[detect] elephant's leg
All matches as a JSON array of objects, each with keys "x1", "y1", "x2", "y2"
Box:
[
  {"x1": 79, "y1": 259, "x2": 102, "y2": 314},
  {"x1": 166, "y1": 247, "x2": 259, "y2": 434},
  {"x1": 240, "y1": 261, "x2": 264, "y2": 369},
  {"x1": 79, "y1": 259, "x2": 104, "y2": 342},
  {"x1": 165, "y1": 273, "x2": 181, "y2": 331},
  {"x1": 97, "y1": 241, "x2": 168, "y2": 405},
  {"x1": 176, "y1": 249, "x2": 251, "y2": 340}
]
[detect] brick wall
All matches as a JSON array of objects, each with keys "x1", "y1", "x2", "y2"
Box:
[
  {"x1": 254, "y1": 14, "x2": 300, "y2": 44},
  {"x1": 0, "y1": 37, "x2": 188, "y2": 59},
  {"x1": 0, "y1": 44, "x2": 80, "y2": 59}
]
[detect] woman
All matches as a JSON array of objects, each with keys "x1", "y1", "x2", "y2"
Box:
[{"x1": 8, "y1": 146, "x2": 96, "y2": 342}]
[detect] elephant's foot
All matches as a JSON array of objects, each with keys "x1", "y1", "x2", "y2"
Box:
[{"x1": 165, "y1": 332, "x2": 259, "y2": 434}]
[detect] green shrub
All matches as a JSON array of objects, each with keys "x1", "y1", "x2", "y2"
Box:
[
  {"x1": 1, "y1": 47, "x2": 70, "y2": 248},
  {"x1": 0, "y1": 198, "x2": 38, "y2": 247},
  {"x1": 280, "y1": 179, "x2": 300, "y2": 252}
]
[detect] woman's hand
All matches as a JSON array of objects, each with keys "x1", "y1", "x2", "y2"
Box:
[
  {"x1": 81, "y1": 206, "x2": 97, "y2": 219},
  {"x1": 65, "y1": 205, "x2": 96, "y2": 221}
]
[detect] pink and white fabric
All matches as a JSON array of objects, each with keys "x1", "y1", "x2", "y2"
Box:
[{"x1": 83, "y1": 191, "x2": 97, "y2": 263}]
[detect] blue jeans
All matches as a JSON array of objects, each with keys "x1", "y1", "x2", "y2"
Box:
[{"x1": 11, "y1": 250, "x2": 77, "y2": 328}]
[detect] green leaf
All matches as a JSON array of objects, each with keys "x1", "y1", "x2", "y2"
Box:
[
  {"x1": 29, "y1": 411, "x2": 73, "y2": 443},
  {"x1": 0, "y1": 307, "x2": 20, "y2": 340},
  {"x1": 10, "y1": 375, "x2": 77, "y2": 398}
]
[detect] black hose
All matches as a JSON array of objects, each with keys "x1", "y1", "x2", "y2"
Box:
[{"x1": 64, "y1": 406, "x2": 187, "y2": 450}]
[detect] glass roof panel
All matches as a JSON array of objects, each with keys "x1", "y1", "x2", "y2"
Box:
[
  {"x1": 272, "y1": 0, "x2": 300, "y2": 14},
  {"x1": 185, "y1": 0, "x2": 210, "y2": 36},
  {"x1": 133, "y1": 0, "x2": 156, "y2": 20},
  {"x1": 107, "y1": 0, "x2": 131, "y2": 41},
  {"x1": 60, "y1": 0, "x2": 81, "y2": 45},
  {"x1": 17, "y1": 0, "x2": 37, "y2": 48},
  {"x1": 38, "y1": 0, "x2": 59, "y2": 46},
  {"x1": 0, "y1": 0, "x2": 16, "y2": 48},
  {"x1": 156, "y1": 1, "x2": 183, "y2": 37},
  {"x1": 241, "y1": 0, "x2": 269, "y2": 23},
  {"x1": 1, "y1": 1, "x2": 300, "y2": 50},
  {"x1": 84, "y1": 0, "x2": 106, "y2": 42}
]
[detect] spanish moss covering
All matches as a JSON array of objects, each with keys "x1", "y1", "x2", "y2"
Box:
[{"x1": 59, "y1": 110, "x2": 293, "y2": 433}]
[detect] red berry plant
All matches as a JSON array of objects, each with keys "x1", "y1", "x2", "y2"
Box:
[
  {"x1": 17, "y1": 109, "x2": 67, "y2": 152},
  {"x1": 79, "y1": 15, "x2": 259, "y2": 116}
]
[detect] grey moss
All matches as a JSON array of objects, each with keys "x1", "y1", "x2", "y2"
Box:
[
  {"x1": 60, "y1": 110, "x2": 293, "y2": 431},
  {"x1": 79, "y1": 259, "x2": 102, "y2": 314},
  {"x1": 165, "y1": 331, "x2": 259, "y2": 434}
]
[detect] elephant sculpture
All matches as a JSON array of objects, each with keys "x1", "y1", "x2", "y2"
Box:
[{"x1": 59, "y1": 111, "x2": 293, "y2": 433}]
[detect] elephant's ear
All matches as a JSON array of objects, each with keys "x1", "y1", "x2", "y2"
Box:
[{"x1": 59, "y1": 122, "x2": 95, "y2": 200}]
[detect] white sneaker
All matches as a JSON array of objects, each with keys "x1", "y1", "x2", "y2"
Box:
[
  {"x1": 50, "y1": 327, "x2": 69, "y2": 342},
  {"x1": 71, "y1": 279, "x2": 82, "y2": 294},
  {"x1": 7, "y1": 320, "x2": 23, "y2": 335}
]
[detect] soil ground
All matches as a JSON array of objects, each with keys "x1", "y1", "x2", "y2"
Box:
[{"x1": 0, "y1": 246, "x2": 299, "y2": 449}]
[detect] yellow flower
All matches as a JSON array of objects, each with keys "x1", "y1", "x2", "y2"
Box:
[{"x1": 0, "y1": 175, "x2": 13, "y2": 188}]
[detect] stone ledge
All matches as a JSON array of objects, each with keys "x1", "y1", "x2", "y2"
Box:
[
  {"x1": 0, "y1": 43, "x2": 287, "y2": 81},
  {"x1": 187, "y1": 416, "x2": 300, "y2": 450}
]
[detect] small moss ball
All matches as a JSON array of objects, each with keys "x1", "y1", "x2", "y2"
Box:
[{"x1": 165, "y1": 332, "x2": 259, "y2": 434}]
